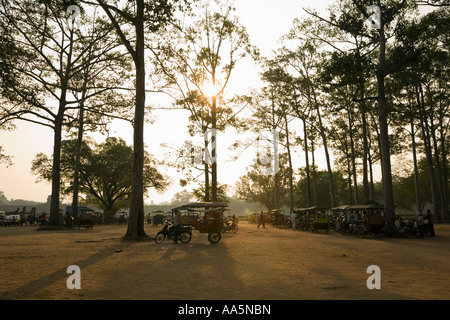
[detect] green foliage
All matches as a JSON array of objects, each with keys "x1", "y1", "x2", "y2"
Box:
[
  {"x1": 0, "y1": 190, "x2": 9, "y2": 205},
  {"x1": 295, "y1": 168, "x2": 348, "y2": 208},
  {"x1": 192, "y1": 182, "x2": 230, "y2": 203},
  {"x1": 235, "y1": 154, "x2": 291, "y2": 210}
]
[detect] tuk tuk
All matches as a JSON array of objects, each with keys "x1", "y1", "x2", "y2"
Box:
[
  {"x1": 178, "y1": 202, "x2": 228, "y2": 244},
  {"x1": 270, "y1": 209, "x2": 288, "y2": 228},
  {"x1": 330, "y1": 205, "x2": 351, "y2": 231},
  {"x1": 294, "y1": 208, "x2": 311, "y2": 231},
  {"x1": 307, "y1": 206, "x2": 330, "y2": 233},
  {"x1": 345, "y1": 204, "x2": 385, "y2": 238},
  {"x1": 151, "y1": 210, "x2": 166, "y2": 226},
  {"x1": 294, "y1": 206, "x2": 329, "y2": 232}
]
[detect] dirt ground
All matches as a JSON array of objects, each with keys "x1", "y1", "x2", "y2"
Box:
[{"x1": 1, "y1": 221, "x2": 449, "y2": 300}]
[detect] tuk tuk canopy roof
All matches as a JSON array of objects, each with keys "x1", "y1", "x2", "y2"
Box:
[
  {"x1": 180, "y1": 202, "x2": 228, "y2": 208},
  {"x1": 171, "y1": 202, "x2": 228, "y2": 213},
  {"x1": 346, "y1": 204, "x2": 384, "y2": 210},
  {"x1": 294, "y1": 206, "x2": 329, "y2": 212},
  {"x1": 330, "y1": 205, "x2": 352, "y2": 211}
]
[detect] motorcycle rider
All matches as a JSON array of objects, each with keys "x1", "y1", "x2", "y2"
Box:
[{"x1": 173, "y1": 209, "x2": 182, "y2": 243}]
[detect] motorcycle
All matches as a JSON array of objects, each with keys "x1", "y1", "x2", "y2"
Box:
[
  {"x1": 298, "y1": 215, "x2": 311, "y2": 231},
  {"x1": 338, "y1": 218, "x2": 357, "y2": 236},
  {"x1": 221, "y1": 219, "x2": 238, "y2": 233},
  {"x1": 154, "y1": 220, "x2": 192, "y2": 244}
]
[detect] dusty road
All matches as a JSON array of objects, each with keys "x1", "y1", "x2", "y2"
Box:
[{"x1": 1, "y1": 221, "x2": 449, "y2": 300}]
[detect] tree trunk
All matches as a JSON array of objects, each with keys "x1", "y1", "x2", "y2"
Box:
[
  {"x1": 204, "y1": 135, "x2": 210, "y2": 202},
  {"x1": 376, "y1": 20, "x2": 395, "y2": 227},
  {"x1": 416, "y1": 84, "x2": 440, "y2": 222},
  {"x1": 347, "y1": 105, "x2": 359, "y2": 204},
  {"x1": 368, "y1": 138, "x2": 375, "y2": 200},
  {"x1": 360, "y1": 80, "x2": 370, "y2": 204},
  {"x1": 211, "y1": 95, "x2": 217, "y2": 202},
  {"x1": 410, "y1": 118, "x2": 421, "y2": 212},
  {"x1": 49, "y1": 114, "x2": 63, "y2": 226},
  {"x1": 346, "y1": 151, "x2": 353, "y2": 204},
  {"x1": 72, "y1": 102, "x2": 84, "y2": 222},
  {"x1": 72, "y1": 72, "x2": 89, "y2": 222},
  {"x1": 49, "y1": 30, "x2": 74, "y2": 226},
  {"x1": 438, "y1": 102, "x2": 449, "y2": 221},
  {"x1": 311, "y1": 140, "x2": 317, "y2": 206},
  {"x1": 126, "y1": 0, "x2": 146, "y2": 239},
  {"x1": 285, "y1": 116, "x2": 294, "y2": 213},
  {"x1": 426, "y1": 89, "x2": 447, "y2": 222},
  {"x1": 311, "y1": 94, "x2": 335, "y2": 207},
  {"x1": 271, "y1": 94, "x2": 278, "y2": 209},
  {"x1": 302, "y1": 118, "x2": 312, "y2": 207},
  {"x1": 318, "y1": 120, "x2": 336, "y2": 208}
]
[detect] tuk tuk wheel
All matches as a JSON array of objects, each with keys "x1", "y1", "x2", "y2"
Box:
[
  {"x1": 155, "y1": 232, "x2": 166, "y2": 244},
  {"x1": 180, "y1": 232, "x2": 192, "y2": 243},
  {"x1": 357, "y1": 226, "x2": 366, "y2": 239},
  {"x1": 208, "y1": 231, "x2": 221, "y2": 244}
]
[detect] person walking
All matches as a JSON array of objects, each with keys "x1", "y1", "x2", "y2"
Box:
[
  {"x1": 257, "y1": 211, "x2": 265, "y2": 228},
  {"x1": 290, "y1": 211, "x2": 297, "y2": 230}
]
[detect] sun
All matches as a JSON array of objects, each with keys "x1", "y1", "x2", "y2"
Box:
[{"x1": 202, "y1": 82, "x2": 221, "y2": 98}]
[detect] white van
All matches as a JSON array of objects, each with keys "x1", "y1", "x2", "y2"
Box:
[{"x1": 4, "y1": 214, "x2": 20, "y2": 226}]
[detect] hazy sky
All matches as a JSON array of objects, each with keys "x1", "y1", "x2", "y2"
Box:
[{"x1": 0, "y1": 0, "x2": 341, "y2": 204}]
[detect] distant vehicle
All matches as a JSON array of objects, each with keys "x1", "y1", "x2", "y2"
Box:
[
  {"x1": 3, "y1": 214, "x2": 21, "y2": 226},
  {"x1": 0, "y1": 211, "x2": 6, "y2": 226}
]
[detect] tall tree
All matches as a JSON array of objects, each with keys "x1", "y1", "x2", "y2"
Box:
[
  {"x1": 151, "y1": 0, "x2": 253, "y2": 202},
  {"x1": 66, "y1": 8, "x2": 134, "y2": 223},
  {"x1": 389, "y1": 6, "x2": 449, "y2": 221},
  {"x1": 351, "y1": 0, "x2": 410, "y2": 231},
  {"x1": 304, "y1": 0, "x2": 421, "y2": 230},
  {"x1": 90, "y1": 0, "x2": 186, "y2": 238},
  {"x1": 0, "y1": 0, "x2": 127, "y2": 225},
  {"x1": 278, "y1": 22, "x2": 337, "y2": 208}
]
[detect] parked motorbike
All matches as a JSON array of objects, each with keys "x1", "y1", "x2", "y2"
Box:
[
  {"x1": 338, "y1": 218, "x2": 357, "y2": 236},
  {"x1": 334, "y1": 216, "x2": 347, "y2": 233},
  {"x1": 298, "y1": 216, "x2": 311, "y2": 231},
  {"x1": 155, "y1": 220, "x2": 192, "y2": 244}
]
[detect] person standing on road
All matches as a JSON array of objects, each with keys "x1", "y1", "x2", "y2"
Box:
[
  {"x1": 257, "y1": 211, "x2": 265, "y2": 228},
  {"x1": 424, "y1": 209, "x2": 435, "y2": 237},
  {"x1": 290, "y1": 211, "x2": 297, "y2": 230}
]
